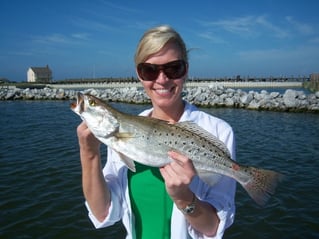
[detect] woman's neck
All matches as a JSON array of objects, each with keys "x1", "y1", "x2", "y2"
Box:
[{"x1": 150, "y1": 101, "x2": 185, "y2": 123}]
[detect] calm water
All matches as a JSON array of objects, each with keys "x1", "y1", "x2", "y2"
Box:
[{"x1": 1, "y1": 100, "x2": 318, "y2": 239}]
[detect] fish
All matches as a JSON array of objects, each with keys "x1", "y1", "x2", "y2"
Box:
[{"x1": 71, "y1": 92, "x2": 284, "y2": 206}]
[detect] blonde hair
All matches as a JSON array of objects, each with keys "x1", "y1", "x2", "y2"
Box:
[{"x1": 134, "y1": 25, "x2": 188, "y2": 66}]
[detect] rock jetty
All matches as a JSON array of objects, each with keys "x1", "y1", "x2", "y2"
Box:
[{"x1": 1, "y1": 85, "x2": 319, "y2": 112}]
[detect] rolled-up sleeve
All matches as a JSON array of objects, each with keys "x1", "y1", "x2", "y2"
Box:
[
  {"x1": 188, "y1": 174, "x2": 236, "y2": 239},
  {"x1": 85, "y1": 151, "x2": 126, "y2": 229},
  {"x1": 85, "y1": 174, "x2": 124, "y2": 228}
]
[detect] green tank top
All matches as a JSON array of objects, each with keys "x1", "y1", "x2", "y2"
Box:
[{"x1": 128, "y1": 162, "x2": 173, "y2": 239}]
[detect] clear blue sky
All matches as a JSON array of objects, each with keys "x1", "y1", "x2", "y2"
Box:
[{"x1": 1, "y1": 0, "x2": 319, "y2": 82}]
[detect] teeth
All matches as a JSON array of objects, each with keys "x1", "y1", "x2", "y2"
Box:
[{"x1": 156, "y1": 89, "x2": 170, "y2": 93}]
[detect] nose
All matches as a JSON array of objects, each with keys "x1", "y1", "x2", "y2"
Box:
[{"x1": 155, "y1": 70, "x2": 170, "y2": 84}]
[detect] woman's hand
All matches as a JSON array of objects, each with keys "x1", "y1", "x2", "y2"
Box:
[
  {"x1": 77, "y1": 122, "x2": 101, "y2": 157},
  {"x1": 159, "y1": 151, "x2": 196, "y2": 203}
]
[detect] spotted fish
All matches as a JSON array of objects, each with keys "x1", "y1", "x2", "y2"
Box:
[{"x1": 71, "y1": 93, "x2": 284, "y2": 206}]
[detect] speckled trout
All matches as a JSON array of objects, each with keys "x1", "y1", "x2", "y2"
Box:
[{"x1": 71, "y1": 93, "x2": 283, "y2": 206}]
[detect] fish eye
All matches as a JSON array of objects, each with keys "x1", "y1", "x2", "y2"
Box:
[{"x1": 88, "y1": 99, "x2": 97, "y2": 106}]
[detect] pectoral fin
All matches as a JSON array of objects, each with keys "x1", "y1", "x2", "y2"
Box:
[
  {"x1": 117, "y1": 151, "x2": 136, "y2": 172},
  {"x1": 115, "y1": 132, "x2": 135, "y2": 139}
]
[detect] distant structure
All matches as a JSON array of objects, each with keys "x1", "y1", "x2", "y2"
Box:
[
  {"x1": 309, "y1": 73, "x2": 319, "y2": 91},
  {"x1": 310, "y1": 73, "x2": 319, "y2": 82},
  {"x1": 27, "y1": 65, "x2": 52, "y2": 83}
]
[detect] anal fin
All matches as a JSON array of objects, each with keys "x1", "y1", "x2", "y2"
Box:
[{"x1": 197, "y1": 169, "x2": 222, "y2": 186}]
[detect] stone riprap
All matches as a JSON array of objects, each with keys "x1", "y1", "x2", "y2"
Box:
[{"x1": 1, "y1": 85, "x2": 319, "y2": 112}]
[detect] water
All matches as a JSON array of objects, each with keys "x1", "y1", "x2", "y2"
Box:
[{"x1": 1, "y1": 101, "x2": 318, "y2": 239}]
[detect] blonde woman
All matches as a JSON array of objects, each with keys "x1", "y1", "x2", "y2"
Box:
[{"x1": 77, "y1": 25, "x2": 236, "y2": 239}]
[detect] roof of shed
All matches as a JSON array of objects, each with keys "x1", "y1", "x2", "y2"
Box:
[{"x1": 30, "y1": 65, "x2": 52, "y2": 74}]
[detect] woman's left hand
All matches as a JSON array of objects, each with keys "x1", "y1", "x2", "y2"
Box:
[{"x1": 159, "y1": 151, "x2": 196, "y2": 202}]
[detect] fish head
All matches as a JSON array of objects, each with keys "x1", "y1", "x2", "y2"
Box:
[{"x1": 71, "y1": 92, "x2": 119, "y2": 138}]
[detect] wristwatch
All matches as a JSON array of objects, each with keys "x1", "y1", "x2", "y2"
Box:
[{"x1": 179, "y1": 193, "x2": 196, "y2": 215}]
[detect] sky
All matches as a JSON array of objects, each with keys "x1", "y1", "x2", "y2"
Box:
[{"x1": 1, "y1": 0, "x2": 319, "y2": 82}]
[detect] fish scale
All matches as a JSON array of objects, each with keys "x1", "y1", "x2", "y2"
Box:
[{"x1": 71, "y1": 93, "x2": 284, "y2": 206}]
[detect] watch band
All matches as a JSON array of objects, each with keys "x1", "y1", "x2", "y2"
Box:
[{"x1": 179, "y1": 193, "x2": 196, "y2": 215}]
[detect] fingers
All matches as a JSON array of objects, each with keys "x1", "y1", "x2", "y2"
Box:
[
  {"x1": 77, "y1": 122, "x2": 95, "y2": 139},
  {"x1": 161, "y1": 151, "x2": 196, "y2": 185},
  {"x1": 77, "y1": 121, "x2": 89, "y2": 136},
  {"x1": 160, "y1": 151, "x2": 196, "y2": 201},
  {"x1": 77, "y1": 122, "x2": 100, "y2": 152},
  {"x1": 168, "y1": 151, "x2": 196, "y2": 173},
  {"x1": 77, "y1": 121, "x2": 87, "y2": 131},
  {"x1": 168, "y1": 151, "x2": 187, "y2": 166}
]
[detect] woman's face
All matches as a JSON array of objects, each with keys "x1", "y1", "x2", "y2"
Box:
[{"x1": 137, "y1": 41, "x2": 188, "y2": 110}]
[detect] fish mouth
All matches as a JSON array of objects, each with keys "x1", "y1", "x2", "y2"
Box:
[{"x1": 70, "y1": 92, "x2": 85, "y2": 113}]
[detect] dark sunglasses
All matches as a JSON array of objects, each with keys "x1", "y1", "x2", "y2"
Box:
[{"x1": 137, "y1": 60, "x2": 187, "y2": 81}]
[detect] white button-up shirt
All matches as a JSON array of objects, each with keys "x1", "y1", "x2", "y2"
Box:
[{"x1": 85, "y1": 102, "x2": 236, "y2": 239}]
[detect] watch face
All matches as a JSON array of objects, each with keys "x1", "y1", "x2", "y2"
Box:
[
  {"x1": 180, "y1": 193, "x2": 196, "y2": 214},
  {"x1": 185, "y1": 206, "x2": 194, "y2": 214},
  {"x1": 183, "y1": 204, "x2": 195, "y2": 214}
]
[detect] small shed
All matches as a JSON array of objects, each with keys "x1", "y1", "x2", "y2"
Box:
[{"x1": 27, "y1": 65, "x2": 52, "y2": 83}]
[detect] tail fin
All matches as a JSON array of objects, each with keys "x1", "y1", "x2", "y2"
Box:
[{"x1": 239, "y1": 166, "x2": 284, "y2": 206}]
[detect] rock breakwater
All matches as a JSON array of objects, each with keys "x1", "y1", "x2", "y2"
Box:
[{"x1": 1, "y1": 85, "x2": 319, "y2": 112}]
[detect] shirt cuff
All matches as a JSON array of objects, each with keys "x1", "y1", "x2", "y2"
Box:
[
  {"x1": 85, "y1": 185, "x2": 123, "y2": 228},
  {"x1": 187, "y1": 208, "x2": 234, "y2": 239}
]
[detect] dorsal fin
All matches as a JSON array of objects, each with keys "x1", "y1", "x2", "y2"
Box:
[{"x1": 174, "y1": 121, "x2": 231, "y2": 157}]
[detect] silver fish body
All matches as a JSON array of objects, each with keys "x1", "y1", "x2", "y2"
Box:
[{"x1": 71, "y1": 93, "x2": 283, "y2": 206}]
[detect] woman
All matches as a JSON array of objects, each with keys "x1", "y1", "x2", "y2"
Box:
[{"x1": 77, "y1": 25, "x2": 236, "y2": 239}]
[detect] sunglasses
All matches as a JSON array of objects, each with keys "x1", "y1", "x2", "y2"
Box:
[{"x1": 137, "y1": 60, "x2": 187, "y2": 81}]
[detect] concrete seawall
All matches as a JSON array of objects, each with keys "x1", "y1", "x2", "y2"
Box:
[
  {"x1": 47, "y1": 81, "x2": 303, "y2": 89},
  {"x1": 1, "y1": 82, "x2": 318, "y2": 112}
]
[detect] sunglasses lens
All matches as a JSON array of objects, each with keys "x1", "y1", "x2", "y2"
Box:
[
  {"x1": 137, "y1": 60, "x2": 186, "y2": 81},
  {"x1": 163, "y1": 61, "x2": 186, "y2": 79},
  {"x1": 137, "y1": 64, "x2": 159, "y2": 81}
]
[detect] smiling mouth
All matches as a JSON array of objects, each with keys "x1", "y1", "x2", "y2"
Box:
[
  {"x1": 155, "y1": 88, "x2": 171, "y2": 93},
  {"x1": 154, "y1": 85, "x2": 176, "y2": 94}
]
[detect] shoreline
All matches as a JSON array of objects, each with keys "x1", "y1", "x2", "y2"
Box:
[
  {"x1": 47, "y1": 81, "x2": 304, "y2": 89},
  {"x1": 1, "y1": 82, "x2": 318, "y2": 112}
]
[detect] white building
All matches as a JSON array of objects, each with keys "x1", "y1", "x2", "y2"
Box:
[{"x1": 27, "y1": 65, "x2": 52, "y2": 83}]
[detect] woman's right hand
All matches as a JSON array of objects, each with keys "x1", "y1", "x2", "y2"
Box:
[{"x1": 77, "y1": 121, "x2": 101, "y2": 156}]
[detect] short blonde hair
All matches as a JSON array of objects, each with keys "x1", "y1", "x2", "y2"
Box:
[{"x1": 134, "y1": 25, "x2": 188, "y2": 66}]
